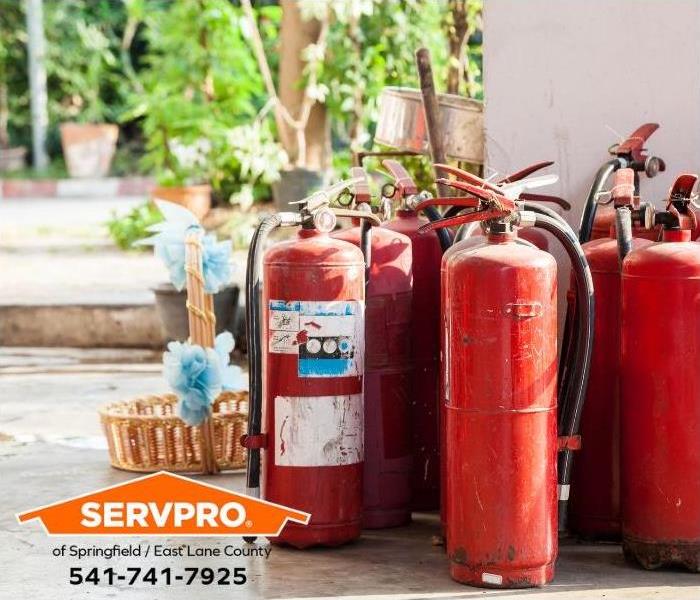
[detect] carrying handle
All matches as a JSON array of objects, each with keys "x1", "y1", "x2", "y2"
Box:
[{"x1": 184, "y1": 231, "x2": 219, "y2": 475}]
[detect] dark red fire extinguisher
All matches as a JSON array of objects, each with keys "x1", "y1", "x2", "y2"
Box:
[
  {"x1": 569, "y1": 168, "x2": 655, "y2": 540},
  {"x1": 579, "y1": 122, "x2": 665, "y2": 243},
  {"x1": 416, "y1": 178, "x2": 594, "y2": 588},
  {"x1": 379, "y1": 160, "x2": 446, "y2": 510},
  {"x1": 621, "y1": 173, "x2": 700, "y2": 571},
  {"x1": 332, "y1": 168, "x2": 414, "y2": 529},
  {"x1": 242, "y1": 177, "x2": 380, "y2": 548}
]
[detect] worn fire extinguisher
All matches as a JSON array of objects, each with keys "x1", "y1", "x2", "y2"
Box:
[
  {"x1": 416, "y1": 175, "x2": 594, "y2": 588},
  {"x1": 242, "y1": 177, "x2": 380, "y2": 548},
  {"x1": 332, "y1": 168, "x2": 415, "y2": 529},
  {"x1": 438, "y1": 161, "x2": 571, "y2": 251},
  {"x1": 377, "y1": 160, "x2": 447, "y2": 510},
  {"x1": 579, "y1": 122, "x2": 665, "y2": 243},
  {"x1": 569, "y1": 168, "x2": 655, "y2": 540},
  {"x1": 621, "y1": 173, "x2": 700, "y2": 571}
]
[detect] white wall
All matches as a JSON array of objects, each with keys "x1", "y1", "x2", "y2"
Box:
[
  {"x1": 483, "y1": 0, "x2": 700, "y2": 324},
  {"x1": 483, "y1": 0, "x2": 700, "y2": 225}
]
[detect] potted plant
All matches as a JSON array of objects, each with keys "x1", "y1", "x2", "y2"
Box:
[
  {"x1": 128, "y1": 0, "x2": 287, "y2": 217},
  {"x1": 0, "y1": 0, "x2": 27, "y2": 172},
  {"x1": 58, "y1": 20, "x2": 119, "y2": 178}
]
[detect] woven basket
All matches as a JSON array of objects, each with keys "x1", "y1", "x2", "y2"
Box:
[
  {"x1": 100, "y1": 392, "x2": 247, "y2": 472},
  {"x1": 100, "y1": 230, "x2": 248, "y2": 473}
]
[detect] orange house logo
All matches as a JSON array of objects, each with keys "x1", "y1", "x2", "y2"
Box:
[{"x1": 16, "y1": 471, "x2": 310, "y2": 536}]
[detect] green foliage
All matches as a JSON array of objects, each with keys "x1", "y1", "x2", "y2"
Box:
[
  {"x1": 131, "y1": 0, "x2": 286, "y2": 199},
  {"x1": 106, "y1": 201, "x2": 163, "y2": 250},
  {"x1": 0, "y1": 0, "x2": 29, "y2": 147},
  {"x1": 309, "y1": 0, "x2": 449, "y2": 155}
]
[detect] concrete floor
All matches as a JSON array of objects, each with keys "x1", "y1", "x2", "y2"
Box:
[{"x1": 2, "y1": 349, "x2": 699, "y2": 599}]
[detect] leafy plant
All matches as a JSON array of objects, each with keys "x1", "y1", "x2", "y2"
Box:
[
  {"x1": 129, "y1": 0, "x2": 285, "y2": 196},
  {"x1": 0, "y1": 0, "x2": 29, "y2": 148},
  {"x1": 106, "y1": 201, "x2": 163, "y2": 250}
]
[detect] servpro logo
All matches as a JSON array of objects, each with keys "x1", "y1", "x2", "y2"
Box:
[{"x1": 16, "y1": 471, "x2": 310, "y2": 536}]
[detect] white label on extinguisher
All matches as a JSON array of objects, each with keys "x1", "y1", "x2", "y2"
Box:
[
  {"x1": 268, "y1": 299, "x2": 364, "y2": 377},
  {"x1": 481, "y1": 572, "x2": 503, "y2": 586},
  {"x1": 274, "y1": 394, "x2": 363, "y2": 467}
]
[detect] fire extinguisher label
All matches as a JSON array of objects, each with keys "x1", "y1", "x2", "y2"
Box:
[
  {"x1": 268, "y1": 300, "x2": 364, "y2": 378},
  {"x1": 274, "y1": 394, "x2": 363, "y2": 466}
]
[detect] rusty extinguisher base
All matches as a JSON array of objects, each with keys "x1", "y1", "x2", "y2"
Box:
[
  {"x1": 449, "y1": 559, "x2": 555, "y2": 589},
  {"x1": 623, "y1": 537, "x2": 700, "y2": 572}
]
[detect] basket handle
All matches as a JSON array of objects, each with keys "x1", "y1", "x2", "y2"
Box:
[{"x1": 185, "y1": 231, "x2": 219, "y2": 475}]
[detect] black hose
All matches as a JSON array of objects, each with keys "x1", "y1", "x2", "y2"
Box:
[
  {"x1": 531, "y1": 213, "x2": 594, "y2": 533},
  {"x1": 521, "y1": 201, "x2": 572, "y2": 233},
  {"x1": 422, "y1": 205, "x2": 452, "y2": 251},
  {"x1": 615, "y1": 207, "x2": 633, "y2": 266},
  {"x1": 579, "y1": 159, "x2": 622, "y2": 243},
  {"x1": 245, "y1": 215, "x2": 282, "y2": 513},
  {"x1": 360, "y1": 220, "x2": 372, "y2": 291},
  {"x1": 522, "y1": 201, "x2": 578, "y2": 397}
]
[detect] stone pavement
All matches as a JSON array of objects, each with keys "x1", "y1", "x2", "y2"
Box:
[{"x1": 1, "y1": 348, "x2": 699, "y2": 599}]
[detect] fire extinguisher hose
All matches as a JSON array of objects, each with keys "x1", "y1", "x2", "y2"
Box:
[
  {"x1": 579, "y1": 158, "x2": 623, "y2": 243},
  {"x1": 245, "y1": 214, "x2": 283, "y2": 505},
  {"x1": 422, "y1": 204, "x2": 453, "y2": 251},
  {"x1": 521, "y1": 201, "x2": 578, "y2": 393},
  {"x1": 529, "y1": 212, "x2": 595, "y2": 531}
]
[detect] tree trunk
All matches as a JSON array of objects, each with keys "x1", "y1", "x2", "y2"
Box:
[
  {"x1": 278, "y1": 0, "x2": 330, "y2": 171},
  {"x1": 446, "y1": 0, "x2": 469, "y2": 95},
  {"x1": 25, "y1": 0, "x2": 49, "y2": 169}
]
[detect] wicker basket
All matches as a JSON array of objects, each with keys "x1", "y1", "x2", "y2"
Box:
[
  {"x1": 100, "y1": 230, "x2": 248, "y2": 474},
  {"x1": 100, "y1": 391, "x2": 247, "y2": 472}
]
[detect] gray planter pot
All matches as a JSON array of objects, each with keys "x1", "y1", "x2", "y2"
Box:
[
  {"x1": 153, "y1": 283, "x2": 241, "y2": 343},
  {"x1": 272, "y1": 167, "x2": 329, "y2": 212}
]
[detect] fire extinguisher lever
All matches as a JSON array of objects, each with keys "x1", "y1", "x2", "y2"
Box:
[
  {"x1": 380, "y1": 159, "x2": 453, "y2": 251},
  {"x1": 580, "y1": 123, "x2": 665, "y2": 243},
  {"x1": 415, "y1": 183, "x2": 518, "y2": 234},
  {"x1": 654, "y1": 173, "x2": 700, "y2": 231}
]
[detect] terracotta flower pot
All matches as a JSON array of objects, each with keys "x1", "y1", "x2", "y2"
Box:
[
  {"x1": 152, "y1": 184, "x2": 212, "y2": 220},
  {"x1": 60, "y1": 123, "x2": 119, "y2": 178},
  {"x1": 0, "y1": 146, "x2": 27, "y2": 172}
]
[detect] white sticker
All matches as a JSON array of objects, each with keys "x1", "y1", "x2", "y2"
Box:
[
  {"x1": 275, "y1": 394, "x2": 363, "y2": 467},
  {"x1": 481, "y1": 572, "x2": 503, "y2": 586},
  {"x1": 269, "y1": 330, "x2": 298, "y2": 354},
  {"x1": 268, "y1": 299, "x2": 364, "y2": 377}
]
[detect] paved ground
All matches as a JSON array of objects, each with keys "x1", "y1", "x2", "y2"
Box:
[
  {"x1": 1, "y1": 348, "x2": 699, "y2": 599},
  {"x1": 0, "y1": 196, "x2": 246, "y2": 346}
]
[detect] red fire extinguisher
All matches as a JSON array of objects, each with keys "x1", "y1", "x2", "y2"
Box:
[
  {"x1": 242, "y1": 177, "x2": 380, "y2": 548},
  {"x1": 415, "y1": 177, "x2": 594, "y2": 588},
  {"x1": 579, "y1": 122, "x2": 665, "y2": 243},
  {"x1": 569, "y1": 168, "x2": 655, "y2": 540},
  {"x1": 621, "y1": 173, "x2": 700, "y2": 571},
  {"x1": 332, "y1": 168, "x2": 415, "y2": 529},
  {"x1": 420, "y1": 162, "x2": 575, "y2": 538}
]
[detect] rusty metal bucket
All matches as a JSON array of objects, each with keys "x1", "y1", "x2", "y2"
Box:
[{"x1": 375, "y1": 87, "x2": 484, "y2": 164}]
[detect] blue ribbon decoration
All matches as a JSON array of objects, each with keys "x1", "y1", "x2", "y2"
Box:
[
  {"x1": 163, "y1": 331, "x2": 247, "y2": 426},
  {"x1": 137, "y1": 200, "x2": 232, "y2": 293}
]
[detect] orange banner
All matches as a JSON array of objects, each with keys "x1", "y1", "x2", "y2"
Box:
[{"x1": 17, "y1": 472, "x2": 310, "y2": 536}]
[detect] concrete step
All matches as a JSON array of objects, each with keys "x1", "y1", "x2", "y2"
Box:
[{"x1": 0, "y1": 302, "x2": 164, "y2": 348}]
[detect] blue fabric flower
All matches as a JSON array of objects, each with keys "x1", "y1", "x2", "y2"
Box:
[
  {"x1": 201, "y1": 234, "x2": 232, "y2": 294},
  {"x1": 137, "y1": 200, "x2": 231, "y2": 293},
  {"x1": 163, "y1": 341, "x2": 222, "y2": 426},
  {"x1": 214, "y1": 331, "x2": 248, "y2": 391}
]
